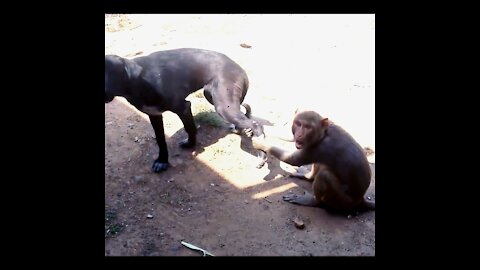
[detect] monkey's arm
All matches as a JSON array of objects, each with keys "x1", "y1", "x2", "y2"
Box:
[
  {"x1": 291, "y1": 163, "x2": 320, "y2": 181},
  {"x1": 262, "y1": 122, "x2": 294, "y2": 142},
  {"x1": 252, "y1": 136, "x2": 306, "y2": 166}
]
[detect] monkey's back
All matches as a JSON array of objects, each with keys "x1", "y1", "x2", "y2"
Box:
[{"x1": 314, "y1": 124, "x2": 371, "y2": 197}]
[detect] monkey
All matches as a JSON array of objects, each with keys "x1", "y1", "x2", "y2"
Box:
[{"x1": 252, "y1": 109, "x2": 375, "y2": 214}]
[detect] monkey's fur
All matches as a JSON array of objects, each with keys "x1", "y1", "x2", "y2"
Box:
[{"x1": 252, "y1": 110, "x2": 375, "y2": 214}]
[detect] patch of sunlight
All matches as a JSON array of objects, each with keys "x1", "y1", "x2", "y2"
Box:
[{"x1": 252, "y1": 182, "x2": 298, "y2": 199}]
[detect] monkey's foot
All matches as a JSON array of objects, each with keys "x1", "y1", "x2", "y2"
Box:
[
  {"x1": 179, "y1": 138, "x2": 196, "y2": 149},
  {"x1": 356, "y1": 199, "x2": 375, "y2": 212},
  {"x1": 152, "y1": 160, "x2": 169, "y2": 173},
  {"x1": 283, "y1": 191, "x2": 319, "y2": 206},
  {"x1": 290, "y1": 172, "x2": 309, "y2": 180},
  {"x1": 290, "y1": 167, "x2": 313, "y2": 181}
]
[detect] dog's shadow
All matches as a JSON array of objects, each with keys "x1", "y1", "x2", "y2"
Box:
[
  {"x1": 238, "y1": 114, "x2": 291, "y2": 181},
  {"x1": 168, "y1": 111, "x2": 286, "y2": 180}
]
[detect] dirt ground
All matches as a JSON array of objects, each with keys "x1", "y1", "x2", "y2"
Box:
[{"x1": 105, "y1": 14, "x2": 375, "y2": 256}]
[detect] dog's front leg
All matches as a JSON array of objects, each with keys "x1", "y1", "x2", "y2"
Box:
[{"x1": 148, "y1": 114, "x2": 169, "y2": 172}]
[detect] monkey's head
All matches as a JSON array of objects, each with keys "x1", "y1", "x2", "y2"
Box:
[{"x1": 291, "y1": 109, "x2": 329, "y2": 149}]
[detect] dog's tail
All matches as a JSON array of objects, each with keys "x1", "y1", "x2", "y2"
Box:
[{"x1": 241, "y1": 103, "x2": 252, "y2": 118}]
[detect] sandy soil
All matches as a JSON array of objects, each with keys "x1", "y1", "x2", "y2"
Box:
[{"x1": 105, "y1": 14, "x2": 375, "y2": 256}]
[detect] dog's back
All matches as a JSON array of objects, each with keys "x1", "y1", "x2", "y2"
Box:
[{"x1": 133, "y1": 48, "x2": 247, "y2": 90}]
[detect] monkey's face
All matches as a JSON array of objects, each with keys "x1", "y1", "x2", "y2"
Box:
[
  {"x1": 292, "y1": 118, "x2": 315, "y2": 149},
  {"x1": 291, "y1": 111, "x2": 326, "y2": 149}
]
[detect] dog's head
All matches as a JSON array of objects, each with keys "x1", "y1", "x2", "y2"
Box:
[{"x1": 105, "y1": 55, "x2": 142, "y2": 103}]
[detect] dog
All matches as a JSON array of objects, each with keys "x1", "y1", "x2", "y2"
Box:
[{"x1": 105, "y1": 48, "x2": 266, "y2": 172}]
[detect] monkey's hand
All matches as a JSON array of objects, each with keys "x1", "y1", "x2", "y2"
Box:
[{"x1": 252, "y1": 135, "x2": 269, "y2": 152}]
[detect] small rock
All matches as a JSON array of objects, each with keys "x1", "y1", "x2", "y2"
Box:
[
  {"x1": 146, "y1": 214, "x2": 153, "y2": 219},
  {"x1": 210, "y1": 183, "x2": 215, "y2": 186},
  {"x1": 134, "y1": 137, "x2": 140, "y2": 142},
  {"x1": 106, "y1": 121, "x2": 113, "y2": 125},
  {"x1": 367, "y1": 196, "x2": 372, "y2": 200},
  {"x1": 134, "y1": 176, "x2": 143, "y2": 181},
  {"x1": 347, "y1": 215, "x2": 352, "y2": 219},
  {"x1": 293, "y1": 217, "x2": 305, "y2": 229},
  {"x1": 240, "y1": 43, "x2": 252, "y2": 48},
  {"x1": 244, "y1": 200, "x2": 249, "y2": 204}
]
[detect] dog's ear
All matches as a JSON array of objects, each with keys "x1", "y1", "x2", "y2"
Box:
[{"x1": 122, "y1": 59, "x2": 142, "y2": 79}]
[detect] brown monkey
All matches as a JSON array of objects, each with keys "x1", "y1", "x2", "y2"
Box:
[{"x1": 252, "y1": 109, "x2": 375, "y2": 214}]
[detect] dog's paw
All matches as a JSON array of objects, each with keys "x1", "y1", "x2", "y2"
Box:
[
  {"x1": 152, "y1": 161, "x2": 169, "y2": 173},
  {"x1": 179, "y1": 139, "x2": 195, "y2": 149},
  {"x1": 244, "y1": 128, "x2": 253, "y2": 137}
]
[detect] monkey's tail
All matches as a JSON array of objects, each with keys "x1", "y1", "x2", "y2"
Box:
[
  {"x1": 242, "y1": 103, "x2": 252, "y2": 118},
  {"x1": 356, "y1": 199, "x2": 375, "y2": 212}
]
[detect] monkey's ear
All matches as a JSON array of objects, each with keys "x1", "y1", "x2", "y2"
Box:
[{"x1": 321, "y1": 118, "x2": 329, "y2": 127}]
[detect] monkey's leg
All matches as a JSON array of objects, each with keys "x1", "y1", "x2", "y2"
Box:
[
  {"x1": 356, "y1": 198, "x2": 375, "y2": 212},
  {"x1": 290, "y1": 163, "x2": 320, "y2": 181},
  {"x1": 313, "y1": 168, "x2": 360, "y2": 212},
  {"x1": 283, "y1": 167, "x2": 325, "y2": 207},
  {"x1": 283, "y1": 167, "x2": 342, "y2": 208}
]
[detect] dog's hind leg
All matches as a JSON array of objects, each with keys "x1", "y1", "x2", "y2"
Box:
[
  {"x1": 210, "y1": 81, "x2": 269, "y2": 168},
  {"x1": 215, "y1": 101, "x2": 269, "y2": 169},
  {"x1": 148, "y1": 114, "x2": 169, "y2": 173},
  {"x1": 226, "y1": 103, "x2": 252, "y2": 134},
  {"x1": 172, "y1": 100, "x2": 197, "y2": 149},
  {"x1": 204, "y1": 81, "x2": 251, "y2": 133}
]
